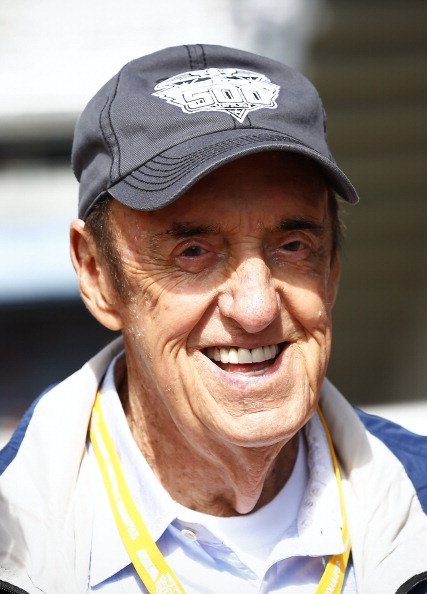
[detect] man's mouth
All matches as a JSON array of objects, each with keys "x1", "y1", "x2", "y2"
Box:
[{"x1": 204, "y1": 343, "x2": 286, "y2": 375}]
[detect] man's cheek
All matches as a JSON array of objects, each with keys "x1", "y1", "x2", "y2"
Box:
[{"x1": 287, "y1": 296, "x2": 330, "y2": 335}]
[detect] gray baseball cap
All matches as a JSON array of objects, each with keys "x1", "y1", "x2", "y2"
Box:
[{"x1": 72, "y1": 44, "x2": 359, "y2": 219}]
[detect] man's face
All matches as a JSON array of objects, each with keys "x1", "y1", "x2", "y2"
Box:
[{"x1": 104, "y1": 152, "x2": 340, "y2": 449}]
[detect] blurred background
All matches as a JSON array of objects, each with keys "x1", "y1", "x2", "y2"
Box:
[{"x1": 1, "y1": 0, "x2": 426, "y2": 443}]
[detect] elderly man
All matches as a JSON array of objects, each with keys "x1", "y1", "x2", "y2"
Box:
[{"x1": 1, "y1": 45, "x2": 426, "y2": 594}]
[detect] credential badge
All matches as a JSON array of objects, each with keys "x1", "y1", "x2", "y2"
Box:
[{"x1": 152, "y1": 68, "x2": 280, "y2": 123}]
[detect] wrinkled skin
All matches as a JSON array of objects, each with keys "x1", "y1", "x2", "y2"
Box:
[{"x1": 71, "y1": 152, "x2": 340, "y2": 515}]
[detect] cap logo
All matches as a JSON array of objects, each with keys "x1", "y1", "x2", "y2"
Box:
[{"x1": 152, "y1": 68, "x2": 280, "y2": 123}]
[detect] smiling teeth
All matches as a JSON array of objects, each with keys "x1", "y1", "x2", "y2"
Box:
[{"x1": 206, "y1": 344, "x2": 280, "y2": 364}]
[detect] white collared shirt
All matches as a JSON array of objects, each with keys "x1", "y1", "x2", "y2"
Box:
[{"x1": 88, "y1": 354, "x2": 357, "y2": 593}]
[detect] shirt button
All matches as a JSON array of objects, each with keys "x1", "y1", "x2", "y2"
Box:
[{"x1": 181, "y1": 528, "x2": 197, "y2": 541}]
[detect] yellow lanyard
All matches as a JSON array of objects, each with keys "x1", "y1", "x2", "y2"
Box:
[
  {"x1": 90, "y1": 390, "x2": 350, "y2": 594},
  {"x1": 316, "y1": 407, "x2": 351, "y2": 593}
]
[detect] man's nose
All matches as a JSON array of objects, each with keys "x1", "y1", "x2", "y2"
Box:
[{"x1": 218, "y1": 258, "x2": 280, "y2": 334}]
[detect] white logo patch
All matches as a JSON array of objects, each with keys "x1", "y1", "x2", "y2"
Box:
[{"x1": 152, "y1": 68, "x2": 280, "y2": 123}]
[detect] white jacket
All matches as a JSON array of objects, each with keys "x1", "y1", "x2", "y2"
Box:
[{"x1": 1, "y1": 338, "x2": 426, "y2": 593}]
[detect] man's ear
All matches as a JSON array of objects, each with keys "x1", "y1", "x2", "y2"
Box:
[
  {"x1": 70, "y1": 219, "x2": 124, "y2": 331},
  {"x1": 327, "y1": 253, "x2": 341, "y2": 310}
]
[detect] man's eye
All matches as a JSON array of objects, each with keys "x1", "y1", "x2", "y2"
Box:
[
  {"x1": 174, "y1": 243, "x2": 215, "y2": 273},
  {"x1": 282, "y1": 240, "x2": 304, "y2": 252},
  {"x1": 180, "y1": 245, "x2": 206, "y2": 258}
]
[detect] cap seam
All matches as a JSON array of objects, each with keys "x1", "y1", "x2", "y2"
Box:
[
  {"x1": 98, "y1": 94, "x2": 114, "y2": 178},
  {"x1": 197, "y1": 44, "x2": 207, "y2": 69},
  {"x1": 184, "y1": 45, "x2": 194, "y2": 71},
  {"x1": 192, "y1": 44, "x2": 207, "y2": 70},
  {"x1": 107, "y1": 68, "x2": 124, "y2": 180}
]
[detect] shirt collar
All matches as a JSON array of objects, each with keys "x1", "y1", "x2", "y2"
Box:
[
  {"x1": 89, "y1": 354, "x2": 345, "y2": 586},
  {"x1": 267, "y1": 411, "x2": 345, "y2": 567}
]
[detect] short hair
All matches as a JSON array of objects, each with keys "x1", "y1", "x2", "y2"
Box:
[
  {"x1": 85, "y1": 194, "x2": 130, "y2": 301},
  {"x1": 85, "y1": 188, "x2": 343, "y2": 301},
  {"x1": 328, "y1": 188, "x2": 344, "y2": 258}
]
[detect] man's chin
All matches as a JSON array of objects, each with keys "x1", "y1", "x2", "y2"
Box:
[
  {"x1": 206, "y1": 407, "x2": 306, "y2": 449},
  {"x1": 192, "y1": 383, "x2": 317, "y2": 449},
  {"x1": 174, "y1": 346, "x2": 321, "y2": 447}
]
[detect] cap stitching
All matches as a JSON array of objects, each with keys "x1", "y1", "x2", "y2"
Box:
[
  {"x1": 117, "y1": 134, "x2": 355, "y2": 202},
  {"x1": 184, "y1": 45, "x2": 195, "y2": 71},
  {"x1": 191, "y1": 44, "x2": 207, "y2": 70},
  {"x1": 138, "y1": 133, "x2": 298, "y2": 165},
  {"x1": 105, "y1": 126, "x2": 335, "y2": 188},
  {"x1": 130, "y1": 150, "x2": 227, "y2": 181},
  {"x1": 123, "y1": 134, "x2": 306, "y2": 190},
  {"x1": 152, "y1": 131, "x2": 310, "y2": 163},
  {"x1": 107, "y1": 68, "x2": 124, "y2": 179},
  {"x1": 122, "y1": 145, "x2": 351, "y2": 195},
  {"x1": 137, "y1": 134, "x2": 298, "y2": 170},
  {"x1": 109, "y1": 127, "x2": 284, "y2": 187},
  {"x1": 98, "y1": 79, "x2": 120, "y2": 185},
  {"x1": 98, "y1": 95, "x2": 114, "y2": 175},
  {"x1": 198, "y1": 44, "x2": 207, "y2": 69}
]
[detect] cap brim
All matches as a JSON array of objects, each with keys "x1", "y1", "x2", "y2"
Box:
[{"x1": 107, "y1": 128, "x2": 359, "y2": 212}]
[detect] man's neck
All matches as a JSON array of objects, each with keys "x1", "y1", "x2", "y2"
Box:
[{"x1": 118, "y1": 366, "x2": 299, "y2": 517}]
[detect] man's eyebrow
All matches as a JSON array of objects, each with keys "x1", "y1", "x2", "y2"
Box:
[
  {"x1": 278, "y1": 218, "x2": 324, "y2": 233},
  {"x1": 150, "y1": 219, "x2": 324, "y2": 246},
  {"x1": 160, "y1": 222, "x2": 221, "y2": 238}
]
